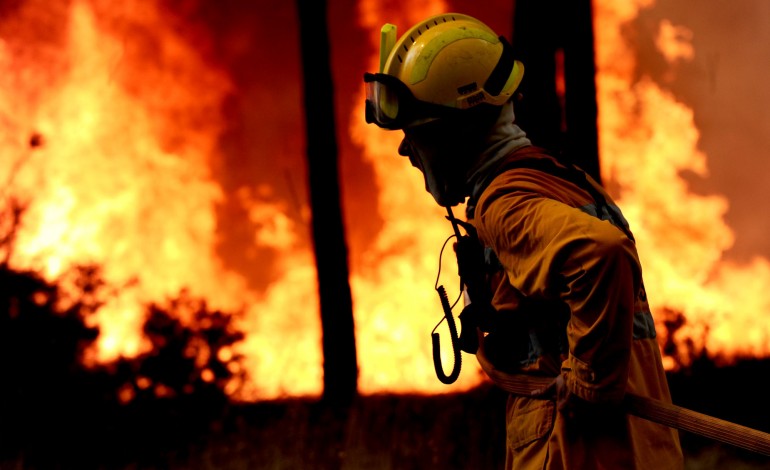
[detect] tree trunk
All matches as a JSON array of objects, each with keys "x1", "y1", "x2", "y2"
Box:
[
  {"x1": 295, "y1": 0, "x2": 358, "y2": 406},
  {"x1": 512, "y1": 0, "x2": 602, "y2": 184}
]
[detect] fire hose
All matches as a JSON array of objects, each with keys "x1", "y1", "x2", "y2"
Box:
[{"x1": 476, "y1": 342, "x2": 770, "y2": 457}]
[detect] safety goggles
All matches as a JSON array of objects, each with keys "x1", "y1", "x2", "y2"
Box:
[{"x1": 364, "y1": 72, "x2": 463, "y2": 130}]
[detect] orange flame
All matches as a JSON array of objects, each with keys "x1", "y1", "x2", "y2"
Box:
[
  {"x1": 594, "y1": 0, "x2": 770, "y2": 368},
  {"x1": 3, "y1": 0, "x2": 239, "y2": 358},
  {"x1": 2, "y1": 0, "x2": 487, "y2": 401},
  {"x1": 5, "y1": 0, "x2": 767, "y2": 404},
  {"x1": 350, "y1": 0, "x2": 486, "y2": 394},
  {"x1": 0, "y1": 0, "x2": 324, "y2": 401}
]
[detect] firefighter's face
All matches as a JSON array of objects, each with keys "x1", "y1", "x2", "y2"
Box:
[
  {"x1": 396, "y1": 105, "x2": 502, "y2": 207},
  {"x1": 398, "y1": 123, "x2": 469, "y2": 207}
]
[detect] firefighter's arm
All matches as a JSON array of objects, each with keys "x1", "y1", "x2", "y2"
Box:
[
  {"x1": 556, "y1": 218, "x2": 638, "y2": 404},
  {"x1": 476, "y1": 186, "x2": 638, "y2": 405}
]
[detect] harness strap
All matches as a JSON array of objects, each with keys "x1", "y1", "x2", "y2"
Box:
[{"x1": 469, "y1": 151, "x2": 634, "y2": 241}]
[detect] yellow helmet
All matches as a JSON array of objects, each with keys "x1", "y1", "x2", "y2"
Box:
[{"x1": 364, "y1": 13, "x2": 524, "y2": 130}]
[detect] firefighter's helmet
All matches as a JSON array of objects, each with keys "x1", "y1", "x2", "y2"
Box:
[{"x1": 364, "y1": 13, "x2": 524, "y2": 130}]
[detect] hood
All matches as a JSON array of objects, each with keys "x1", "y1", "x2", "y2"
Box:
[{"x1": 466, "y1": 101, "x2": 532, "y2": 200}]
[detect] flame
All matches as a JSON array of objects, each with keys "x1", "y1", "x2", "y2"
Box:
[
  {"x1": 594, "y1": 0, "x2": 770, "y2": 367},
  {"x1": 350, "y1": 0, "x2": 486, "y2": 394},
  {"x1": 6, "y1": 0, "x2": 767, "y2": 405},
  {"x1": 0, "y1": 0, "x2": 323, "y2": 400},
  {"x1": 655, "y1": 19, "x2": 695, "y2": 64},
  {"x1": 1, "y1": 0, "x2": 483, "y2": 401},
  {"x1": 3, "y1": 0, "x2": 240, "y2": 358}
]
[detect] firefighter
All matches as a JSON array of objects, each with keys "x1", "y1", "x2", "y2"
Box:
[{"x1": 364, "y1": 13, "x2": 684, "y2": 469}]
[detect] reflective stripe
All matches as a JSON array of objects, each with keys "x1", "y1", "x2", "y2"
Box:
[
  {"x1": 517, "y1": 310, "x2": 656, "y2": 365},
  {"x1": 633, "y1": 310, "x2": 658, "y2": 340},
  {"x1": 484, "y1": 246, "x2": 503, "y2": 270},
  {"x1": 578, "y1": 202, "x2": 630, "y2": 231},
  {"x1": 523, "y1": 333, "x2": 542, "y2": 366}
]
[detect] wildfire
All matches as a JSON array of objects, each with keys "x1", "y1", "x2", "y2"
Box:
[
  {"x1": 2, "y1": 0, "x2": 768, "y2": 405},
  {"x1": 0, "y1": 0, "x2": 322, "y2": 400},
  {"x1": 1, "y1": 0, "x2": 484, "y2": 401},
  {"x1": 594, "y1": 0, "x2": 770, "y2": 367}
]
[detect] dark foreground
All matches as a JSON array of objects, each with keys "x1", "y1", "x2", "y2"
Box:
[{"x1": 3, "y1": 362, "x2": 770, "y2": 470}]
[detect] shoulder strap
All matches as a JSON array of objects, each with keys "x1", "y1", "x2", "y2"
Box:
[{"x1": 468, "y1": 149, "x2": 635, "y2": 242}]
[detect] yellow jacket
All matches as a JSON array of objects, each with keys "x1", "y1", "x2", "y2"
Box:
[{"x1": 469, "y1": 146, "x2": 683, "y2": 469}]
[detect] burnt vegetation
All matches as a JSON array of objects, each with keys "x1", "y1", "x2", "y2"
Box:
[{"x1": 0, "y1": 199, "x2": 245, "y2": 468}]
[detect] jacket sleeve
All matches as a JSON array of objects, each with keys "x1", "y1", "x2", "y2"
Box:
[{"x1": 475, "y1": 173, "x2": 642, "y2": 404}]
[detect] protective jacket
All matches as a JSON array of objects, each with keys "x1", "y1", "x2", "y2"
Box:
[{"x1": 468, "y1": 145, "x2": 683, "y2": 469}]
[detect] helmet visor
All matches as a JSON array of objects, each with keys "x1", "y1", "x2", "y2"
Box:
[{"x1": 364, "y1": 72, "x2": 460, "y2": 130}]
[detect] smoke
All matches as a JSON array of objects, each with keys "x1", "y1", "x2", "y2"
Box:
[{"x1": 637, "y1": 1, "x2": 770, "y2": 263}]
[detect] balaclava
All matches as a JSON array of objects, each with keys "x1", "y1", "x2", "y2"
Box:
[{"x1": 399, "y1": 101, "x2": 530, "y2": 207}]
